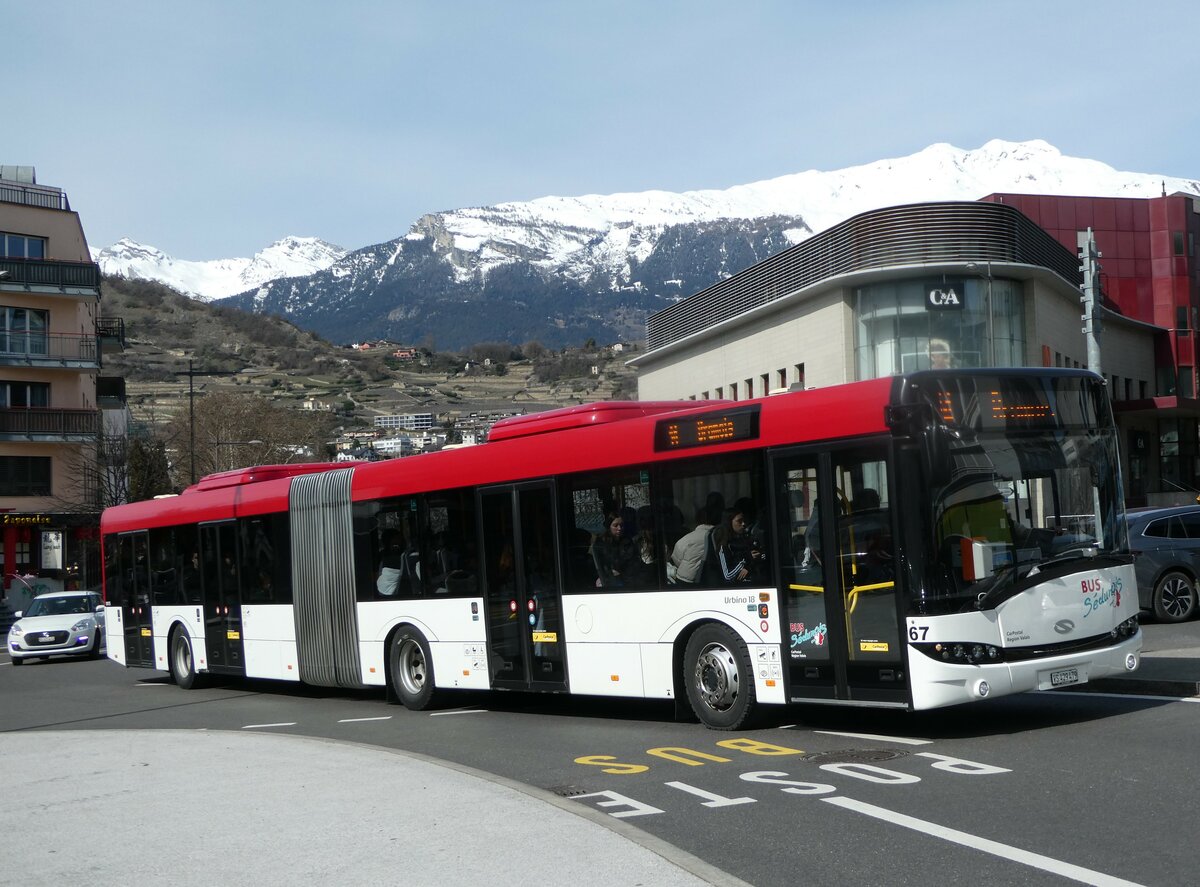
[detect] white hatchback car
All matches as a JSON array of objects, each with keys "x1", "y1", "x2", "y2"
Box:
[{"x1": 7, "y1": 590, "x2": 105, "y2": 665}]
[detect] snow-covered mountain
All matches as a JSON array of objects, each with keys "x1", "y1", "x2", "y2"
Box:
[
  {"x1": 112, "y1": 139, "x2": 1200, "y2": 348},
  {"x1": 92, "y1": 235, "x2": 347, "y2": 301}
]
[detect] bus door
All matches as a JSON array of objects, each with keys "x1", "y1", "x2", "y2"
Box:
[
  {"x1": 479, "y1": 483, "x2": 567, "y2": 691},
  {"x1": 114, "y1": 532, "x2": 154, "y2": 666},
  {"x1": 199, "y1": 521, "x2": 245, "y2": 673},
  {"x1": 771, "y1": 444, "x2": 907, "y2": 705}
]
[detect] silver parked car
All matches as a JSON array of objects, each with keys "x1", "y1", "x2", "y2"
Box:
[
  {"x1": 7, "y1": 590, "x2": 106, "y2": 664},
  {"x1": 1123, "y1": 506, "x2": 1200, "y2": 622}
]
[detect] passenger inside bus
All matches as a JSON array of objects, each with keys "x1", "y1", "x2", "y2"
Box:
[
  {"x1": 710, "y1": 503, "x2": 765, "y2": 583},
  {"x1": 592, "y1": 512, "x2": 638, "y2": 587}
]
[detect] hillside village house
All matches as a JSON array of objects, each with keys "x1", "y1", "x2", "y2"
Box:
[
  {"x1": 631, "y1": 194, "x2": 1200, "y2": 506},
  {"x1": 0, "y1": 165, "x2": 126, "y2": 601}
]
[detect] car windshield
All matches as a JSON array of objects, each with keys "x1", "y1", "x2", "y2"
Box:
[
  {"x1": 925, "y1": 425, "x2": 1126, "y2": 613},
  {"x1": 25, "y1": 596, "x2": 94, "y2": 617}
]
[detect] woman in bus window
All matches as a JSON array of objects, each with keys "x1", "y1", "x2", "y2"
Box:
[
  {"x1": 591, "y1": 512, "x2": 637, "y2": 587},
  {"x1": 712, "y1": 506, "x2": 763, "y2": 583}
]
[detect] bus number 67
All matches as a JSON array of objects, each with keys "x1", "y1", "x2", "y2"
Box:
[{"x1": 908, "y1": 625, "x2": 929, "y2": 641}]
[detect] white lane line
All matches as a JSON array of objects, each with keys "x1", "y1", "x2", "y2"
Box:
[
  {"x1": 134, "y1": 683, "x2": 170, "y2": 687},
  {"x1": 1053, "y1": 691, "x2": 1200, "y2": 703},
  {"x1": 824, "y1": 796, "x2": 1144, "y2": 887},
  {"x1": 337, "y1": 716, "x2": 393, "y2": 723},
  {"x1": 814, "y1": 730, "x2": 932, "y2": 745},
  {"x1": 242, "y1": 722, "x2": 297, "y2": 730},
  {"x1": 429, "y1": 709, "x2": 488, "y2": 716}
]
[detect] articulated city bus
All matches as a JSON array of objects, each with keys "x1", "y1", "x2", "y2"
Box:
[{"x1": 100, "y1": 368, "x2": 1141, "y2": 729}]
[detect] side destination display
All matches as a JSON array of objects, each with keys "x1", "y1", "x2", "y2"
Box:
[{"x1": 653, "y1": 405, "x2": 761, "y2": 452}]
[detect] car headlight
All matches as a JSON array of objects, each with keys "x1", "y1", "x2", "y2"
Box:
[
  {"x1": 9, "y1": 624, "x2": 22, "y2": 638},
  {"x1": 71, "y1": 619, "x2": 92, "y2": 633}
]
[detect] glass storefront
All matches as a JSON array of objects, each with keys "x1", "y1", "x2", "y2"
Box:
[{"x1": 854, "y1": 277, "x2": 1024, "y2": 379}]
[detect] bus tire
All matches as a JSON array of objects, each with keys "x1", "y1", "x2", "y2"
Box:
[
  {"x1": 1153, "y1": 570, "x2": 1197, "y2": 622},
  {"x1": 169, "y1": 628, "x2": 203, "y2": 690},
  {"x1": 683, "y1": 623, "x2": 756, "y2": 730},
  {"x1": 390, "y1": 627, "x2": 437, "y2": 710}
]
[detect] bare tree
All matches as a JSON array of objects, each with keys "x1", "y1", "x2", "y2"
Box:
[{"x1": 164, "y1": 391, "x2": 336, "y2": 487}]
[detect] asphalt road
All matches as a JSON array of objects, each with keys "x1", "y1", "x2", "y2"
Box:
[{"x1": 3, "y1": 622, "x2": 1198, "y2": 886}]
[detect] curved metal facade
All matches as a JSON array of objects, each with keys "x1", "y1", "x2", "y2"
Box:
[{"x1": 646, "y1": 201, "x2": 1082, "y2": 351}]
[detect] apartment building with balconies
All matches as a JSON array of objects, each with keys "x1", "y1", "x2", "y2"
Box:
[{"x1": 0, "y1": 166, "x2": 125, "y2": 599}]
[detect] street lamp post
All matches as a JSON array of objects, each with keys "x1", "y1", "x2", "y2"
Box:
[{"x1": 174, "y1": 360, "x2": 239, "y2": 484}]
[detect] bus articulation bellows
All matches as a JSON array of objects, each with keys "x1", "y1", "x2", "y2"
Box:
[{"x1": 101, "y1": 369, "x2": 1141, "y2": 729}]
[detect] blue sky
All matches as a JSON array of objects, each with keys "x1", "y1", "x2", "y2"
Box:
[{"x1": 6, "y1": 0, "x2": 1198, "y2": 259}]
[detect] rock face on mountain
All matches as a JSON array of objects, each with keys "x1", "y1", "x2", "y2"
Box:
[
  {"x1": 103, "y1": 140, "x2": 1200, "y2": 349},
  {"x1": 223, "y1": 215, "x2": 802, "y2": 349}
]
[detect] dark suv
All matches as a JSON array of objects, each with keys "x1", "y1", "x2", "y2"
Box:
[{"x1": 1123, "y1": 505, "x2": 1200, "y2": 622}]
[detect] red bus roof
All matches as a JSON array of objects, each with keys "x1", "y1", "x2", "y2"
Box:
[{"x1": 101, "y1": 377, "x2": 895, "y2": 534}]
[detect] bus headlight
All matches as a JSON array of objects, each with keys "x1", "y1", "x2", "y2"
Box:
[{"x1": 933, "y1": 642, "x2": 999, "y2": 664}]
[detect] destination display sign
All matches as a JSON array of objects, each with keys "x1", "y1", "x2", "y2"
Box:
[{"x1": 653, "y1": 406, "x2": 760, "y2": 452}]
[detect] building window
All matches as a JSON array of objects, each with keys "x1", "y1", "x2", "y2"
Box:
[
  {"x1": 744, "y1": 378, "x2": 753, "y2": 399},
  {"x1": 1178, "y1": 307, "x2": 1189, "y2": 330},
  {"x1": 729, "y1": 382, "x2": 738, "y2": 401},
  {"x1": 0, "y1": 380, "x2": 49, "y2": 408},
  {"x1": 1174, "y1": 232, "x2": 1185, "y2": 256},
  {"x1": 1125, "y1": 378, "x2": 1132, "y2": 400},
  {"x1": 854, "y1": 277, "x2": 1025, "y2": 379},
  {"x1": 1181, "y1": 367, "x2": 1194, "y2": 399},
  {"x1": 0, "y1": 306, "x2": 49, "y2": 356},
  {"x1": 794, "y1": 363, "x2": 805, "y2": 390},
  {"x1": 0, "y1": 456, "x2": 51, "y2": 496},
  {"x1": 777, "y1": 368, "x2": 787, "y2": 390},
  {"x1": 760, "y1": 373, "x2": 769, "y2": 395},
  {"x1": 0, "y1": 233, "x2": 46, "y2": 260},
  {"x1": 715, "y1": 386, "x2": 723, "y2": 399},
  {"x1": 701, "y1": 391, "x2": 709, "y2": 400}
]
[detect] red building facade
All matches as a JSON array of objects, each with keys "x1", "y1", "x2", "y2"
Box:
[{"x1": 984, "y1": 192, "x2": 1200, "y2": 503}]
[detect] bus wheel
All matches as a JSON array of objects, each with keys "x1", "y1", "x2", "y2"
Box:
[
  {"x1": 170, "y1": 629, "x2": 203, "y2": 690},
  {"x1": 684, "y1": 624, "x2": 756, "y2": 730},
  {"x1": 1153, "y1": 571, "x2": 1198, "y2": 622},
  {"x1": 390, "y1": 628, "x2": 437, "y2": 710}
]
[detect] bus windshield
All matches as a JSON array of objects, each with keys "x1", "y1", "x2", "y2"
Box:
[{"x1": 907, "y1": 371, "x2": 1127, "y2": 614}]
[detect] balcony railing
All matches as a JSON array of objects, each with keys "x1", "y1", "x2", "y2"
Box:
[
  {"x1": 0, "y1": 181, "x2": 70, "y2": 211},
  {"x1": 0, "y1": 407, "x2": 99, "y2": 440},
  {"x1": 0, "y1": 257, "x2": 100, "y2": 291},
  {"x1": 0, "y1": 332, "x2": 99, "y2": 365},
  {"x1": 97, "y1": 316, "x2": 126, "y2": 353}
]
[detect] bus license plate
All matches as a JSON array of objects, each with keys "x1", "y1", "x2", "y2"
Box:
[{"x1": 1050, "y1": 667, "x2": 1079, "y2": 687}]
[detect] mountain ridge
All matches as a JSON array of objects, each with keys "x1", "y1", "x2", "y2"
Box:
[{"x1": 96, "y1": 140, "x2": 1200, "y2": 348}]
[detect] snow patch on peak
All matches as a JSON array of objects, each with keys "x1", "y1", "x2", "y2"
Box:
[{"x1": 93, "y1": 236, "x2": 347, "y2": 301}]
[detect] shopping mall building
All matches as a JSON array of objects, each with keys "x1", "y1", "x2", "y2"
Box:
[{"x1": 630, "y1": 193, "x2": 1200, "y2": 506}]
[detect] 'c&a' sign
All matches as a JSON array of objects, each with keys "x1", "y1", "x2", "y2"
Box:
[{"x1": 927, "y1": 286, "x2": 964, "y2": 310}]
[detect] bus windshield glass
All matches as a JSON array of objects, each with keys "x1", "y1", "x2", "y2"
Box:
[{"x1": 908, "y1": 372, "x2": 1127, "y2": 614}]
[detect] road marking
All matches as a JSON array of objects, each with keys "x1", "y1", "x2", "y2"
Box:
[
  {"x1": 134, "y1": 683, "x2": 170, "y2": 688},
  {"x1": 1053, "y1": 691, "x2": 1200, "y2": 704},
  {"x1": 242, "y1": 722, "x2": 296, "y2": 730},
  {"x1": 824, "y1": 796, "x2": 1144, "y2": 886},
  {"x1": 337, "y1": 716, "x2": 393, "y2": 723},
  {"x1": 814, "y1": 730, "x2": 932, "y2": 745},
  {"x1": 429, "y1": 709, "x2": 488, "y2": 716}
]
